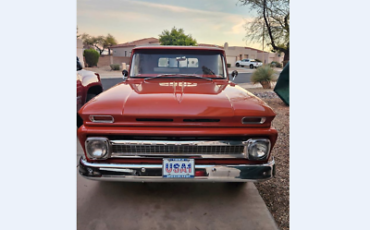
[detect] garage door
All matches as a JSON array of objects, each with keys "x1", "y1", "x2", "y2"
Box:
[{"x1": 226, "y1": 56, "x2": 237, "y2": 67}]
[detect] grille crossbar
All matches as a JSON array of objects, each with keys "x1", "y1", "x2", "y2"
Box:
[{"x1": 110, "y1": 140, "x2": 246, "y2": 157}]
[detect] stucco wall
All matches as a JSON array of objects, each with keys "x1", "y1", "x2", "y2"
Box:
[
  {"x1": 113, "y1": 47, "x2": 134, "y2": 57},
  {"x1": 96, "y1": 55, "x2": 131, "y2": 67}
]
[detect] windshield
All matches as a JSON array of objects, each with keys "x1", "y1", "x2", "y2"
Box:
[{"x1": 130, "y1": 49, "x2": 226, "y2": 78}]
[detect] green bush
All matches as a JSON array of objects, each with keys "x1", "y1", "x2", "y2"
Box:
[
  {"x1": 251, "y1": 65, "x2": 278, "y2": 84},
  {"x1": 110, "y1": 64, "x2": 121, "y2": 70},
  {"x1": 270, "y1": 61, "x2": 282, "y2": 68},
  {"x1": 227, "y1": 63, "x2": 231, "y2": 68},
  {"x1": 83, "y1": 49, "x2": 100, "y2": 67}
]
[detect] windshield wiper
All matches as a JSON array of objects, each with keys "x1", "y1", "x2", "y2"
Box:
[{"x1": 144, "y1": 74, "x2": 213, "y2": 81}]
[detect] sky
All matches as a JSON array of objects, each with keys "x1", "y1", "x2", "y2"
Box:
[{"x1": 77, "y1": 0, "x2": 261, "y2": 49}]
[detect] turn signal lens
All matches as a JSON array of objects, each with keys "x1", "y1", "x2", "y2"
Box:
[
  {"x1": 241, "y1": 117, "x2": 266, "y2": 124},
  {"x1": 89, "y1": 115, "x2": 114, "y2": 123}
]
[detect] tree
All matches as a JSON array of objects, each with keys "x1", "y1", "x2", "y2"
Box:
[
  {"x1": 80, "y1": 33, "x2": 105, "y2": 55},
  {"x1": 81, "y1": 33, "x2": 118, "y2": 55},
  {"x1": 103, "y1": 34, "x2": 118, "y2": 55},
  {"x1": 159, "y1": 27, "x2": 197, "y2": 46},
  {"x1": 239, "y1": 0, "x2": 289, "y2": 63}
]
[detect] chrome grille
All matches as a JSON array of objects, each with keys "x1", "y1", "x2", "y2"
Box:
[{"x1": 110, "y1": 140, "x2": 246, "y2": 158}]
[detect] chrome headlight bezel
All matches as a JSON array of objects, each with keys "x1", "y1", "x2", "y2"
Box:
[
  {"x1": 244, "y1": 138, "x2": 271, "y2": 160},
  {"x1": 85, "y1": 137, "x2": 111, "y2": 160}
]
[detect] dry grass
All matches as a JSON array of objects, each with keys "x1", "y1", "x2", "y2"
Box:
[{"x1": 246, "y1": 88, "x2": 290, "y2": 230}]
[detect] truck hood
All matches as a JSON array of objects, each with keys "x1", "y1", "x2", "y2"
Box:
[{"x1": 79, "y1": 78, "x2": 275, "y2": 127}]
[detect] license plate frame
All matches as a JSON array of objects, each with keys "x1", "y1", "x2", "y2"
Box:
[{"x1": 162, "y1": 158, "x2": 195, "y2": 178}]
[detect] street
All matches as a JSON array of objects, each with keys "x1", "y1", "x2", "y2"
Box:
[{"x1": 101, "y1": 73, "x2": 252, "y2": 91}]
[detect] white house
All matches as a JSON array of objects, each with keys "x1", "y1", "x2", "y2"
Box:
[
  {"x1": 223, "y1": 42, "x2": 284, "y2": 67},
  {"x1": 110, "y1": 37, "x2": 160, "y2": 57}
]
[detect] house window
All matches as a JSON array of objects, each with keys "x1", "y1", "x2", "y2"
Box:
[
  {"x1": 244, "y1": 54, "x2": 249, "y2": 59},
  {"x1": 125, "y1": 51, "x2": 127, "y2": 57},
  {"x1": 239, "y1": 54, "x2": 242, "y2": 60}
]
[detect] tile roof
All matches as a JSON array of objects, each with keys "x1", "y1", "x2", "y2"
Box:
[
  {"x1": 197, "y1": 43, "x2": 224, "y2": 49},
  {"x1": 110, "y1": 37, "x2": 159, "y2": 48}
]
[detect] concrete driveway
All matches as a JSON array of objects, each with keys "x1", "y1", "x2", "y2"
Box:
[{"x1": 77, "y1": 141, "x2": 278, "y2": 230}]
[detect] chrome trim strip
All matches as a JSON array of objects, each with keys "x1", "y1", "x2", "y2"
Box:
[
  {"x1": 241, "y1": 117, "x2": 266, "y2": 124},
  {"x1": 111, "y1": 140, "x2": 245, "y2": 146},
  {"x1": 79, "y1": 157, "x2": 275, "y2": 182},
  {"x1": 89, "y1": 115, "x2": 114, "y2": 123},
  {"x1": 110, "y1": 154, "x2": 245, "y2": 159}
]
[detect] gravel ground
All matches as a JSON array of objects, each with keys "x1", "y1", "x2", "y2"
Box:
[{"x1": 246, "y1": 87, "x2": 290, "y2": 230}]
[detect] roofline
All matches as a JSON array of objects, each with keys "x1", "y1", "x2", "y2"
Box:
[
  {"x1": 110, "y1": 37, "x2": 159, "y2": 48},
  {"x1": 132, "y1": 45, "x2": 225, "y2": 51}
]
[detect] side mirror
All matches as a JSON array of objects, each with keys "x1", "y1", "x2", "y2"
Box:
[
  {"x1": 231, "y1": 70, "x2": 238, "y2": 81},
  {"x1": 122, "y1": 70, "x2": 129, "y2": 80}
]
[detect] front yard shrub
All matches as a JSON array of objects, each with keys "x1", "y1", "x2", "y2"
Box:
[
  {"x1": 251, "y1": 65, "x2": 278, "y2": 89},
  {"x1": 227, "y1": 63, "x2": 231, "y2": 68},
  {"x1": 110, "y1": 64, "x2": 121, "y2": 70},
  {"x1": 83, "y1": 49, "x2": 100, "y2": 67},
  {"x1": 270, "y1": 61, "x2": 283, "y2": 68}
]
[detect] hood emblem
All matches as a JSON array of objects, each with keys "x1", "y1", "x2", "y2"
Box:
[
  {"x1": 173, "y1": 81, "x2": 184, "y2": 103},
  {"x1": 175, "y1": 92, "x2": 183, "y2": 103}
]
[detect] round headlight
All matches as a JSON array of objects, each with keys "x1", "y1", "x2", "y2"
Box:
[
  {"x1": 246, "y1": 139, "x2": 270, "y2": 160},
  {"x1": 85, "y1": 137, "x2": 110, "y2": 159}
]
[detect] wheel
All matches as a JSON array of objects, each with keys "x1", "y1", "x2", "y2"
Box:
[
  {"x1": 86, "y1": 93, "x2": 96, "y2": 102},
  {"x1": 235, "y1": 63, "x2": 240, "y2": 67},
  {"x1": 250, "y1": 64, "x2": 254, "y2": 69}
]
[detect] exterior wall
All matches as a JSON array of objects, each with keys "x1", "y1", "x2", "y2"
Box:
[
  {"x1": 111, "y1": 56, "x2": 131, "y2": 66},
  {"x1": 96, "y1": 55, "x2": 111, "y2": 67},
  {"x1": 113, "y1": 46, "x2": 135, "y2": 57},
  {"x1": 223, "y1": 42, "x2": 284, "y2": 67},
  {"x1": 77, "y1": 38, "x2": 84, "y2": 67},
  {"x1": 96, "y1": 55, "x2": 131, "y2": 67},
  {"x1": 257, "y1": 52, "x2": 275, "y2": 64},
  {"x1": 223, "y1": 46, "x2": 258, "y2": 67}
]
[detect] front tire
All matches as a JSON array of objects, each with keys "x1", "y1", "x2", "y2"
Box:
[
  {"x1": 250, "y1": 64, "x2": 254, "y2": 69},
  {"x1": 236, "y1": 63, "x2": 240, "y2": 67}
]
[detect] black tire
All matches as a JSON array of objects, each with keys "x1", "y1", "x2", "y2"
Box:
[
  {"x1": 235, "y1": 63, "x2": 240, "y2": 67},
  {"x1": 250, "y1": 64, "x2": 254, "y2": 69},
  {"x1": 86, "y1": 93, "x2": 96, "y2": 102},
  {"x1": 77, "y1": 114, "x2": 83, "y2": 128}
]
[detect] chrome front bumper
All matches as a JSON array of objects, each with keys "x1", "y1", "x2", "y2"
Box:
[{"x1": 78, "y1": 157, "x2": 275, "y2": 182}]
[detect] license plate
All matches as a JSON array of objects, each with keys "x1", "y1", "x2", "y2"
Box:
[{"x1": 162, "y1": 158, "x2": 195, "y2": 178}]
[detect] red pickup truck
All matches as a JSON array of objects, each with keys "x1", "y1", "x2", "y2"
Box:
[{"x1": 77, "y1": 46, "x2": 277, "y2": 182}]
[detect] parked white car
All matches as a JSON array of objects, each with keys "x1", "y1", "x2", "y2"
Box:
[{"x1": 235, "y1": 59, "x2": 263, "y2": 69}]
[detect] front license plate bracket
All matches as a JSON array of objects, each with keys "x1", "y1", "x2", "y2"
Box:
[{"x1": 162, "y1": 158, "x2": 195, "y2": 178}]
